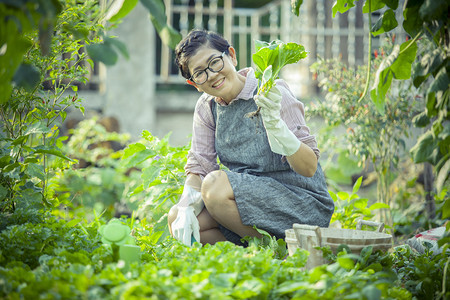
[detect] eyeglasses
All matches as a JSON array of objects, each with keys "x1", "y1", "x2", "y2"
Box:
[{"x1": 189, "y1": 52, "x2": 226, "y2": 85}]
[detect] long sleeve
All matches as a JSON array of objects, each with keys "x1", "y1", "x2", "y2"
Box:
[{"x1": 184, "y1": 94, "x2": 220, "y2": 177}]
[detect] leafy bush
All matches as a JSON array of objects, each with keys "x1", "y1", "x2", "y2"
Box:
[
  {"x1": 0, "y1": 210, "x2": 416, "y2": 300},
  {"x1": 310, "y1": 37, "x2": 423, "y2": 230},
  {"x1": 50, "y1": 117, "x2": 132, "y2": 220},
  {"x1": 0, "y1": 0, "x2": 106, "y2": 214},
  {"x1": 392, "y1": 244, "x2": 450, "y2": 299},
  {"x1": 121, "y1": 130, "x2": 190, "y2": 236},
  {"x1": 330, "y1": 176, "x2": 389, "y2": 229}
]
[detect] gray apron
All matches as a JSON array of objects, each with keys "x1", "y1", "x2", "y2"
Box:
[{"x1": 211, "y1": 96, "x2": 334, "y2": 245}]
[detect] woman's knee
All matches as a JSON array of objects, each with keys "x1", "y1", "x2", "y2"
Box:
[{"x1": 202, "y1": 171, "x2": 228, "y2": 204}]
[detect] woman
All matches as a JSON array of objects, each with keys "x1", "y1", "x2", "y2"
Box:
[{"x1": 168, "y1": 29, "x2": 334, "y2": 246}]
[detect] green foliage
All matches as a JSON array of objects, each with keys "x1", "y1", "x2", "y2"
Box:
[
  {"x1": 0, "y1": 0, "x2": 62, "y2": 102},
  {"x1": 370, "y1": 40, "x2": 418, "y2": 113},
  {"x1": 392, "y1": 245, "x2": 450, "y2": 299},
  {"x1": 241, "y1": 226, "x2": 288, "y2": 260},
  {"x1": 0, "y1": 211, "x2": 416, "y2": 300},
  {"x1": 321, "y1": 149, "x2": 363, "y2": 187},
  {"x1": 0, "y1": 0, "x2": 106, "y2": 213},
  {"x1": 0, "y1": 1, "x2": 447, "y2": 298},
  {"x1": 50, "y1": 117, "x2": 131, "y2": 220},
  {"x1": 140, "y1": 0, "x2": 182, "y2": 49},
  {"x1": 0, "y1": 212, "x2": 102, "y2": 269},
  {"x1": 252, "y1": 39, "x2": 307, "y2": 96},
  {"x1": 292, "y1": 0, "x2": 450, "y2": 193},
  {"x1": 121, "y1": 130, "x2": 190, "y2": 235},
  {"x1": 310, "y1": 38, "x2": 421, "y2": 229},
  {"x1": 330, "y1": 176, "x2": 390, "y2": 229}
]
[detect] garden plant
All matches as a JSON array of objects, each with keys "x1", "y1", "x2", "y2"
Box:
[{"x1": 0, "y1": 0, "x2": 449, "y2": 299}]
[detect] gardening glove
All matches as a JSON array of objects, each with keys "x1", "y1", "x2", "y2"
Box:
[
  {"x1": 172, "y1": 186, "x2": 203, "y2": 246},
  {"x1": 177, "y1": 185, "x2": 204, "y2": 217},
  {"x1": 254, "y1": 87, "x2": 301, "y2": 156},
  {"x1": 172, "y1": 206, "x2": 200, "y2": 246}
]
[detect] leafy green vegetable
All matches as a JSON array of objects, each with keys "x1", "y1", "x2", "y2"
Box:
[{"x1": 252, "y1": 40, "x2": 307, "y2": 96}]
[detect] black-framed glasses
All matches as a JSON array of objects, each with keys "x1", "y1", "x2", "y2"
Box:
[{"x1": 189, "y1": 52, "x2": 226, "y2": 85}]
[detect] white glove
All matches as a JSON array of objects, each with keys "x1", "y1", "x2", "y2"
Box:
[
  {"x1": 172, "y1": 206, "x2": 200, "y2": 246},
  {"x1": 254, "y1": 87, "x2": 301, "y2": 156},
  {"x1": 177, "y1": 186, "x2": 204, "y2": 217},
  {"x1": 172, "y1": 186, "x2": 203, "y2": 246}
]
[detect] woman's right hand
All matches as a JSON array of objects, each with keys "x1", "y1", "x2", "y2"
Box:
[{"x1": 172, "y1": 205, "x2": 200, "y2": 246}]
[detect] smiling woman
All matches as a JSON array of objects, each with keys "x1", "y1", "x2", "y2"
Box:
[{"x1": 167, "y1": 29, "x2": 334, "y2": 247}]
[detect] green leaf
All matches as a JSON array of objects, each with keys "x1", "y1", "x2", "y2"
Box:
[
  {"x1": 426, "y1": 92, "x2": 437, "y2": 117},
  {"x1": 140, "y1": 0, "x2": 166, "y2": 25},
  {"x1": 442, "y1": 198, "x2": 450, "y2": 219},
  {"x1": 353, "y1": 198, "x2": 368, "y2": 210},
  {"x1": 33, "y1": 145, "x2": 74, "y2": 161},
  {"x1": 390, "y1": 40, "x2": 417, "y2": 80},
  {"x1": 337, "y1": 256, "x2": 355, "y2": 270},
  {"x1": 371, "y1": 9, "x2": 398, "y2": 36},
  {"x1": 412, "y1": 111, "x2": 430, "y2": 127},
  {"x1": 12, "y1": 63, "x2": 40, "y2": 92},
  {"x1": 86, "y1": 43, "x2": 118, "y2": 66},
  {"x1": 383, "y1": 0, "x2": 399, "y2": 10},
  {"x1": 66, "y1": 218, "x2": 82, "y2": 227},
  {"x1": 332, "y1": 0, "x2": 357, "y2": 17},
  {"x1": 419, "y1": 0, "x2": 449, "y2": 22},
  {"x1": 370, "y1": 44, "x2": 401, "y2": 114},
  {"x1": 370, "y1": 67, "x2": 392, "y2": 114},
  {"x1": 362, "y1": 285, "x2": 382, "y2": 300},
  {"x1": 125, "y1": 148, "x2": 156, "y2": 167},
  {"x1": 23, "y1": 122, "x2": 51, "y2": 136},
  {"x1": 412, "y1": 48, "x2": 444, "y2": 88},
  {"x1": 359, "y1": 245, "x2": 373, "y2": 264},
  {"x1": 436, "y1": 157, "x2": 450, "y2": 193},
  {"x1": 369, "y1": 202, "x2": 390, "y2": 210},
  {"x1": 140, "y1": 0, "x2": 181, "y2": 49},
  {"x1": 123, "y1": 142, "x2": 146, "y2": 159},
  {"x1": 410, "y1": 130, "x2": 438, "y2": 163},
  {"x1": 252, "y1": 40, "x2": 307, "y2": 95},
  {"x1": 142, "y1": 166, "x2": 161, "y2": 188},
  {"x1": 329, "y1": 190, "x2": 337, "y2": 202},
  {"x1": 403, "y1": 2, "x2": 422, "y2": 37},
  {"x1": 152, "y1": 23, "x2": 182, "y2": 50},
  {"x1": 337, "y1": 191, "x2": 349, "y2": 200},
  {"x1": 428, "y1": 68, "x2": 449, "y2": 102},
  {"x1": 27, "y1": 163, "x2": 45, "y2": 181},
  {"x1": 108, "y1": 0, "x2": 139, "y2": 22},
  {"x1": 105, "y1": 36, "x2": 129, "y2": 59},
  {"x1": 352, "y1": 176, "x2": 363, "y2": 194},
  {"x1": 0, "y1": 26, "x2": 32, "y2": 103},
  {"x1": 362, "y1": 0, "x2": 387, "y2": 13},
  {"x1": 291, "y1": 0, "x2": 303, "y2": 16},
  {"x1": 0, "y1": 185, "x2": 8, "y2": 200}
]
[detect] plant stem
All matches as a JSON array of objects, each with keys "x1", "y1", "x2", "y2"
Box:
[
  {"x1": 357, "y1": 0, "x2": 372, "y2": 103},
  {"x1": 442, "y1": 257, "x2": 450, "y2": 298},
  {"x1": 399, "y1": 30, "x2": 423, "y2": 55}
]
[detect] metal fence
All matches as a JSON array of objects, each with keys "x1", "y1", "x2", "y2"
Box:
[{"x1": 157, "y1": 0, "x2": 405, "y2": 92}]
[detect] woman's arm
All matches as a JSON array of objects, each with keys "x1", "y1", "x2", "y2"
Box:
[
  {"x1": 276, "y1": 81, "x2": 320, "y2": 177},
  {"x1": 185, "y1": 173, "x2": 202, "y2": 191},
  {"x1": 287, "y1": 143, "x2": 318, "y2": 177}
]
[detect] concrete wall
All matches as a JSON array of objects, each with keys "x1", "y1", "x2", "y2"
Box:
[{"x1": 103, "y1": 3, "x2": 156, "y2": 140}]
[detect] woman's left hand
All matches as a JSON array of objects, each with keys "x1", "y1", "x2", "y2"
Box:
[{"x1": 254, "y1": 87, "x2": 301, "y2": 156}]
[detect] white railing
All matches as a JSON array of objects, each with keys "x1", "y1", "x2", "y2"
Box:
[{"x1": 157, "y1": 0, "x2": 405, "y2": 93}]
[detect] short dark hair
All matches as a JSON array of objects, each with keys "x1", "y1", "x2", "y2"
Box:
[{"x1": 175, "y1": 29, "x2": 230, "y2": 80}]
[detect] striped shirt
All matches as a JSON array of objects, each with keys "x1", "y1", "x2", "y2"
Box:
[{"x1": 185, "y1": 67, "x2": 319, "y2": 177}]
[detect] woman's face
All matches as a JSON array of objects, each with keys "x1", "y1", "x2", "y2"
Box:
[{"x1": 187, "y1": 45, "x2": 244, "y2": 103}]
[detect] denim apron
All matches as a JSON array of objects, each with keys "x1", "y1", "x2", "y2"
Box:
[{"x1": 211, "y1": 96, "x2": 334, "y2": 245}]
